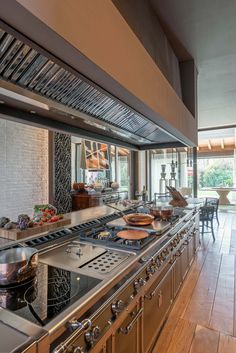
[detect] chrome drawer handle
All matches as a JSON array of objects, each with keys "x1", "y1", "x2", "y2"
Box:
[
  {"x1": 119, "y1": 308, "x2": 143, "y2": 335},
  {"x1": 145, "y1": 278, "x2": 162, "y2": 300}
]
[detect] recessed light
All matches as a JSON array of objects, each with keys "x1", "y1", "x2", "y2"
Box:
[
  {"x1": 30, "y1": 110, "x2": 36, "y2": 114},
  {"x1": 0, "y1": 100, "x2": 5, "y2": 104}
]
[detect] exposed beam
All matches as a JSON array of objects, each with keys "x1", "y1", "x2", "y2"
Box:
[
  {"x1": 139, "y1": 141, "x2": 185, "y2": 150},
  {"x1": 207, "y1": 140, "x2": 212, "y2": 150}
]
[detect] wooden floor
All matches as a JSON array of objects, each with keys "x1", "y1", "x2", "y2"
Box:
[{"x1": 152, "y1": 211, "x2": 236, "y2": 353}]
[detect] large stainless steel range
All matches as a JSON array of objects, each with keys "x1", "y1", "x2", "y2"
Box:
[{"x1": 0, "y1": 205, "x2": 200, "y2": 353}]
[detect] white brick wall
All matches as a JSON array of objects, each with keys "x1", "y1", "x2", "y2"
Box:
[{"x1": 0, "y1": 118, "x2": 49, "y2": 221}]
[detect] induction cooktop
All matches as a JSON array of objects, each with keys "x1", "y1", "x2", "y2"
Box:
[{"x1": 0, "y1": 262, "x2": 101, "y2": 326}]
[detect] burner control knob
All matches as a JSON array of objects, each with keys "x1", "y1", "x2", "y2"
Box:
[
  {"x1": 138, "y1": 277, "x2": 146, "y2": 286},
  {"x1": 146, "y1": 265, "x2": 155, "y2": 276},
  {"x1": 159, "y1": 252, "x2": 166, "y2": 261},
  {"x1": 112, "y1": 300, "x2": 125, "y2": 315},
  {"x1": 85, "y1": 326, "x2": 101, "y2": 345},
  {"x1": 133, "y1": 279, "x2": 141, "y2": 292},
  {"x1": 151, "y1": 258, "x2": 157, "y2": 267},
  {"x1": 92, "y1": 325, "x2": 101, "y2": 340}
]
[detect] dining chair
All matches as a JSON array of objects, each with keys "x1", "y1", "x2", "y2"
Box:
[
  {"x1": 199, "y1": 205, "x2": 215, "y2": 241},
  {"x1": 205, "y1": 197, "x2": 219, "y2": 225}
]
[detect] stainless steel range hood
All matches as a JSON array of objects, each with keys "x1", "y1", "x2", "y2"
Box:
[{"x1": 0, "y1": 23, "x2": 186, "y2": 149}]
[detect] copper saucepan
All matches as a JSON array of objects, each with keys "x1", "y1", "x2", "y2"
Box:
[
  {"x1": 149, "y1": 206, "x2": 173, "y2": 220},
  {"x1": 0, "y1": 247, "x2": 38, "y2": 286},
  {"x1": 123, "y1": 213, "x2": 154, "y2": 226}
]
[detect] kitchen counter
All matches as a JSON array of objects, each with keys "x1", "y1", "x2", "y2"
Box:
[
  {"x1": 0, "y1": 204, "x2": 199, "y2": 353},
  {"x1": 65, "y1": 204, "x2": 115, "y2": 226},
  {"x1": 0, "y1": 205, "x2": 116, "y2": 251}
]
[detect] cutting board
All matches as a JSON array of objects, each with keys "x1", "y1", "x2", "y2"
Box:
[{"x1": 0, "y1": 218, "x2": 71, "y2": 240}]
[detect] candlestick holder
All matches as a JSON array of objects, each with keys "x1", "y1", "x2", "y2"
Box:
[{"x1": 159, "y1": 164, "x2": 167, "y2": 194}]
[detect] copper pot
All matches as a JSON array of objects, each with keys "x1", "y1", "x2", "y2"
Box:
[
  {"x1": 160, "y1": 206, "x2": 173, "y2": 221},
  {"x1": 149, "y1": 207, "x2": 162, "y2": 219},
  {"x1": 0, "y1": 278, "x2": 37, "y2": 310},
  {"x1": 0, "y1": 247, "x2": 38, "y2": 286},
  {"x1": 149, "y1": 206, "x2": 173, "y2": 220}
]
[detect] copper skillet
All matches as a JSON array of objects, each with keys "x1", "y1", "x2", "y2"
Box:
[{"x1": 117, "y1": 229, "x2": 149, "y2": 240}]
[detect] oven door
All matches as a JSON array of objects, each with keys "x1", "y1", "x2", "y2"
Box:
[
  {"x1": 143, "y1": 266, "x2": 173, "y2": 353},
  {"x1": 113, "y1": 301, "x2": 143, "y2": 353}
]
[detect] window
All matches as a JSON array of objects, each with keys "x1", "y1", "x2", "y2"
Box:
[
  {"x1": 71, "y1": 139, "x2": 131, "y2": 195},
  {"x1": 117, "y1": 148, "x2": 131, "y2": 193}
]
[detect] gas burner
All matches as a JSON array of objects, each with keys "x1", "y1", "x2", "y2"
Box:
[
  {"x1": 97, "y1": 231, "x2": 111, "y2": 240},
  {"x1": 80, "y1": 228, "x2": 156, "y2": 251}
]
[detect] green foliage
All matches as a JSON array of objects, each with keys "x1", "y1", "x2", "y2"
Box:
[{"x1": 201, "y1": 161, "x2": 233, "y2": 187}]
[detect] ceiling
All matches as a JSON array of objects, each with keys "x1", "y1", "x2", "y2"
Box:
[
  {"x1": 198, "y1": 127, "x2": 236, "y2": 156},
  {"x1": 151, "y1": 0, "x2": 236, "y2": 130}
]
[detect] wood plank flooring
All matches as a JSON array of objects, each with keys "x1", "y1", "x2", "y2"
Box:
[{"x1": 152, "y1": 211, "x2": 236, "y2": 353}]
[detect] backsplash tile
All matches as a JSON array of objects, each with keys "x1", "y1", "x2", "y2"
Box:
[{"x1": 0, "y1": 118, "x2": 48, "y2": 221}]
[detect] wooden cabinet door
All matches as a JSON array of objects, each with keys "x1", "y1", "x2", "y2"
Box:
[
  {"x1": 143, "y1": 268, "x2": 173, "y2": 353},
  {"x1": 173, "y1": 255, "x2": 182, "y2": 298},
  {"x1": 114, "y1": 303, "x2": 142, "y2": 353}
]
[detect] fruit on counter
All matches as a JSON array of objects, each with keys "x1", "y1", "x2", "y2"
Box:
[
  {"x1": 4, "y1": 222, "x2": 13, "y2": 230},
  {"x1": 48, "y1": 215, "x2": 60, "y2": 223},
  {"x1": 34, "y1": 204, "x2": 57, "y2": 216},
  {"x1": 0, "y1": 217, "x2": 10, "y2": 228},
  {"x1": 17, "y1": 214, "x2": 31, "y2": 230}
]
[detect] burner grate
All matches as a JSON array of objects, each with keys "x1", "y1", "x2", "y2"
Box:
[
  {"x1": 80, "y1": 228, "x2": 156, "y2": 251},
  {"x1": 80, "y1": 251, "x2": 130, "y2": 274}
]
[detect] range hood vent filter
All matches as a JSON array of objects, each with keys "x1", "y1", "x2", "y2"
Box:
[{"x1": 0, "y1": 27, "x2": 178, "y2": 146}]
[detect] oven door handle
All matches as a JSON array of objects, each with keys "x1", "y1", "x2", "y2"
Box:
[{"x1": 119, "y1": 307, "x2": 143, "y2": 335}]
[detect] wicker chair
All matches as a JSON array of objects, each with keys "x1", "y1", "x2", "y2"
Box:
[{"x1": 205, "y1": 197, "x2": 219, "y2": 225}]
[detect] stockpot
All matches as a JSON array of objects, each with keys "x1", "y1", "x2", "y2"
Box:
[{"x1": 0, "y1": 247, "x2": 38, "y2": 286}]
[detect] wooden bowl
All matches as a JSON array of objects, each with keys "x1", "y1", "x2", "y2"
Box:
[{"x1": 123, "y1": 213, "x2": 154, "y2": 226}]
